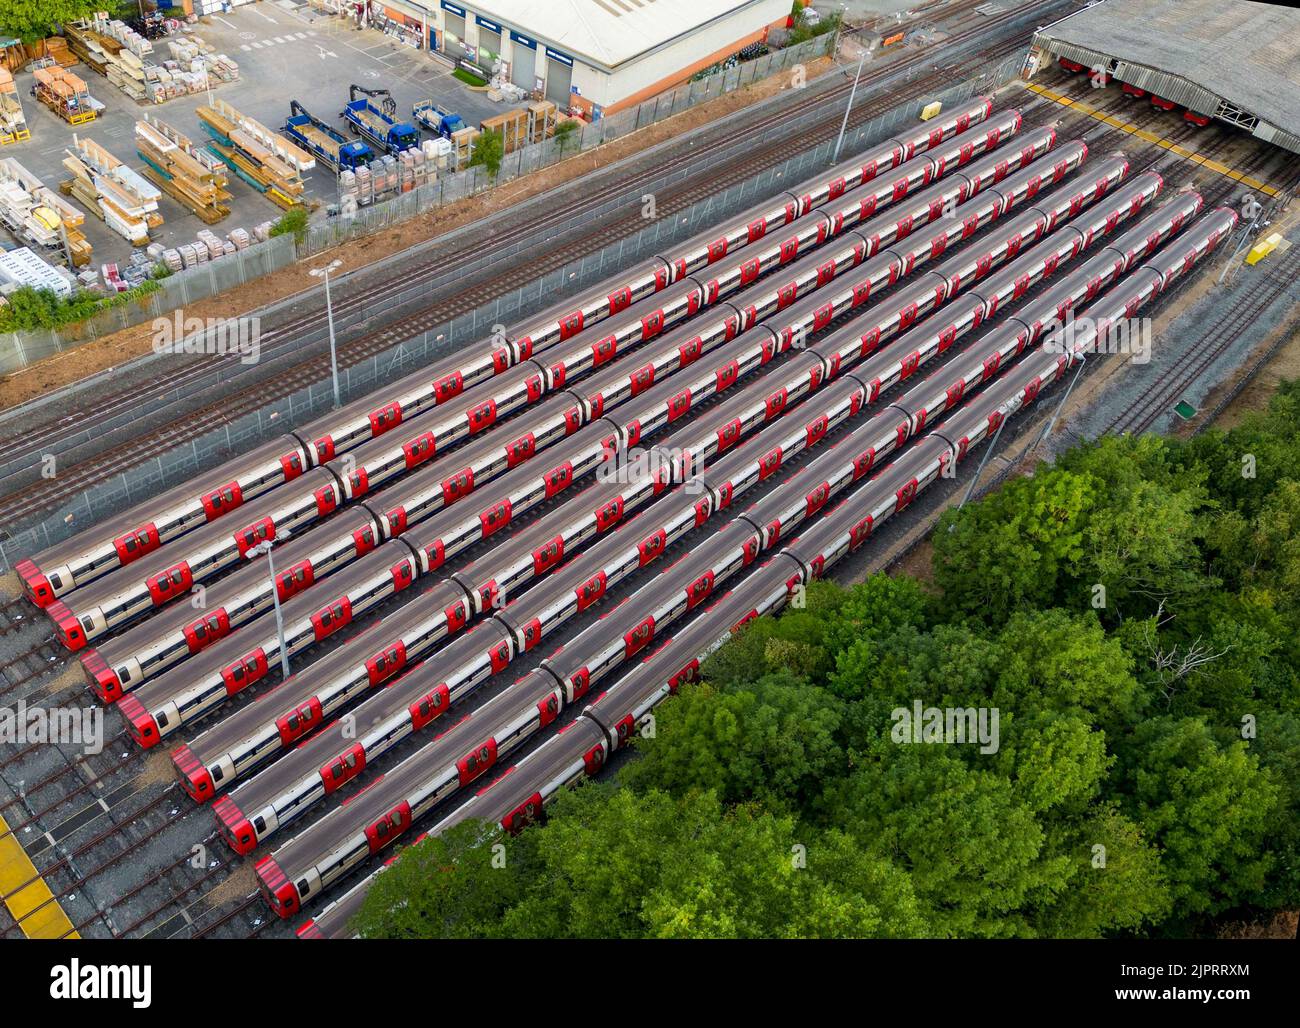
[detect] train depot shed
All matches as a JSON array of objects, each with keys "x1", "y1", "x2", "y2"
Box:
[{"x1": 1027, "y1": 0, "x2": 1300, "y2": 154}]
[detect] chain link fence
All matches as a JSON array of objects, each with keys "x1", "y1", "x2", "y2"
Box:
[
  {"x1": 0, "y1": 233, "x2": 297, "y2": 376},
  {"x1": 0, "y1": 49, "x2": 1025, "y2": 570}
]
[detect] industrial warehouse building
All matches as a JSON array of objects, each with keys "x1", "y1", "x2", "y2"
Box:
[
  {"x1": 372, "y1": 0, "x2": 795, "y2": 116},
  {"x1": 1028, "y1": 0, "x2": 1300, "y2": 155}
]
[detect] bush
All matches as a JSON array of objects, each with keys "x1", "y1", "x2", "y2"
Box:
[{"x1": 268, "y1": 205, "x2": 310, "y2": 244}]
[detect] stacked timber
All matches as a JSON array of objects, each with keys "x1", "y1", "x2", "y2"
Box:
[
  {"x1": 67, "y1": 17, "x2": 238, "y2": 105},
  {"x1": 527, "y1": 101, "x2": 556, "y2": 143},
  {"x1": 33, "y1": 67, "x2": 96, "y2": 124},
  {"x1": 0, "y1": 158, "x2": 92, "y2": 266},
  {"x1": 0, "y1": 69, "x2": 30, "y2": 143},
  {"x1": 197, "y1": 98, "x2": 310, "y2": 210},
  {"x1": 480, "y1": 109, "x2": 530, "y2": 154},
  {"x1": 61, "y1": 136, "x2": 162, "y2": 246},
  {"x1": 135, "y1": 115, "x2": 232, "y2": 223}
]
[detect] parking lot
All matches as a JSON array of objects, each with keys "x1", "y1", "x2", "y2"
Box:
[{"x1": 2, "y1": 1, "x2": 504, "y2": 270}]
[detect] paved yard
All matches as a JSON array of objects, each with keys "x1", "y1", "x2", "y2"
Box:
[{"x1": 1, "y1": 1, "x2": 504, "y2": 269}]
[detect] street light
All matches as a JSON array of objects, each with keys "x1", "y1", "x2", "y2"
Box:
[
  {"x1": 833, "y1": 50, "x2": 868, "y2": 164},
  {"x1": 310, "y1": 259, "x2": 344, "y2": 409},
  {"x1": 246, "y1": 536, "x2": 292, "y2": 680}
]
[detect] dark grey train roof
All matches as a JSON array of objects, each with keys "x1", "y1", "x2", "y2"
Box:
[{"x1": 1034, "y1": 0, "x2": 1300, "y2": 148}]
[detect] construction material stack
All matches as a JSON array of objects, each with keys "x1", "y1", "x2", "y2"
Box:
[
  {"x1": 198, "y1": 98, "x2": 311, "y2": 210},
  {"x1": 0, "y1": 158, "x2": 92, "y2": 266},
  {"x1": 0, "y1": 68, "x2": 29, "y2": 143},
  {"x1": 527, "y1": 100, "x2": 557, "y2": 144},
  {"x1": 66, "y1": 16, "x2": 240, "y2": 105},
  {"x1": 136, "y1": 114, "x2": 232, "y2": 223},
  {"x1": 0, "y1": 247, "x2": 75, "y2": 297},
  {"x1": 34, "y1": 67, "x2": 96, "y2": 125},
  {"x1": 61, "y1": 136, "x2": 163, "y2": 246},
  {"x1": 479, "y1": 109, "x2": 531, "y2": 155}
]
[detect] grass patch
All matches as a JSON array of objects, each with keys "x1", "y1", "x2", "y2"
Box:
[{"x1": 453, "y1": 68, "x2": 488, "y2": 87}]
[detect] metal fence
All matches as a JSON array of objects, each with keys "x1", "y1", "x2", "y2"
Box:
[
  {"x1": 0, "y1": 49, "x2": 1025, "y2": 570},
  {"x1": 301, "y1": 33, "x2": 840, "y2": 255},
  {"x1": 0, "y1": 233, "x2": 297, "y2": 376}
]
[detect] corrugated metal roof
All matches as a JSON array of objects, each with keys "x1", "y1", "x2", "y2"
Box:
[{"x1": 1033, "y1": 0, "x2": 1300, "y2": 142}]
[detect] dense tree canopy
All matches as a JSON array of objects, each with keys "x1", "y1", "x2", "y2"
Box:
[{"x1": 358, "y1": 381, "x2": 1300, "y2": 938}]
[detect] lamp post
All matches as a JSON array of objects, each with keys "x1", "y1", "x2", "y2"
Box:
[
  {"x1": 833, "y1": 51, "x2": 868, "y2": 165},
  {"x1": 310, "y1": 259, "x2": 344, "y2": 408},
  {"x1": 247, "y1": 537, "x2": 292, "y2": 680}
]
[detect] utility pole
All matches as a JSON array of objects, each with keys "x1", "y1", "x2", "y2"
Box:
[
  {"x1": 310, "y1": 259, "x2": 344, "y2": 408},
  {"x1": 248, "y1": 538, "x2": 292, "y2": 679}
]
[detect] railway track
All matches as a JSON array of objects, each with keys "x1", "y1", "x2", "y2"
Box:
[{"x1": 0, "y1": 0, "x2": 1074, "y2": 532}]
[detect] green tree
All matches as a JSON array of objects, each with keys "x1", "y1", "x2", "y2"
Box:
[
  {"x1": 932, "y1": 466, "x2": 1096, "y2": 622},
  {"x1": 1117, "y1": 716, "x2": 1281, "y2": 923},
  {"x1": 621, "y1": 670, "x2": 846, "y2": 810},
  {"x1": 468, "y1": 128, "x2": 505, "y2": 180},
  {"x1": 1, "y1": 0, "x2": 100, "y2": 42}
]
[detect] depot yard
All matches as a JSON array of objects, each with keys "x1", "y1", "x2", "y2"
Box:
[{"x1": 0, "y1": 3, "x2": 501, "y2": 263}]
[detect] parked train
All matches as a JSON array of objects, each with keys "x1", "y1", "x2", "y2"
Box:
[
  {"x1": 17, "y1": 98, "x2": 999, "y2": 609},
  {"x1": 82, "y1": 125, "x2": 1081, "y2": 704},
  {"x1": 53, "y1": 113, "x2": 1038, "y2": 657},
  {"x1": 289, "y1": 202, "x2": 1238, "y2": 931},
  {"x1": 123, "y1": 141, "x2": 1130, "y2": 754},
  {"x1": 207, "y1": 175, "x2": 1187, "y2": 856}
]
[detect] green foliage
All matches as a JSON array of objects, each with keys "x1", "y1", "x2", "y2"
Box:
[
  {"x1": 0, "y1": 280, "x2": 161, "y2": 333},
  {"x1": 357, "y1": 383, "x2": 1300, "y2": 938},
  {"x1": 268, "y1": 205, "x2": 309, "y2": 244},
  {"x1": 786, "y1": 3, "x2": 842, "y2": 47},
  {"x1": 468, "y1": 128, "x2": 505, "y2": 180},
  {"x1": 553, "y1": 119, "x2": 578, "y2": 155},
  {"x1": 0, "y1": 1, "x2": 100, "y2": 42},
  {"x1": 452, "y1": 68, "x2": 487, "y2": 87}
]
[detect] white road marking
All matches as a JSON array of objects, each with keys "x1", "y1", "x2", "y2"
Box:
[
  {"x1": 295, "y1": 31, "x2": 308, "y2": 39},
  {"x1": 241, "y1": 44, "x2": 252, "y2": 51},
  {"x1": 254, "y1": 8, "x2": 278, "y2": 23},
  {"x1": 214, "y1": 15, "x2": 237, "y2": 29},
  {"x1": 272, "y1": 36, "x2": 286, "y2": 44}
]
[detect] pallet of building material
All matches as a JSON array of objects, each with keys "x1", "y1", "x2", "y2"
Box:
[
  {"x1": 480, "y1": 109, "x2": 530, "y2": 155},
  {"x1": 33, "y1": 66, "x2": 97, "y2": 124},
  {"x1": 136, "y1": 116, "x2": 231, "y2": 223},
  {"x1": 451, "y1": 126, "x2": 479, "y2": 168},
  {"x1": 201, "y1": 98, "x2": 314, "y2": 174},
  {"x1": 0, "y1": 158, "x2": 92, "y2": 265},
  {"x1": 0, "y1": 93, "x2": 29, "y2": 144},
  {"x1": 40, "y1": 38, "x2": 78, "y2": 67},
  {"x1": 527, "y1": 100, "x2": 556, "y2": 143},
  {"x1": 62, "y1": 136, "x2": 162, "y2": 245}
]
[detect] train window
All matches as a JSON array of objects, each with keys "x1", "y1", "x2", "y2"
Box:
[
  {"x1": 213, "y1": 765, "x2": 224, "y2": 783},
  {"x1": 49, "y1": 572, "x2": 63, "y2": 590},
  {"x1": 80, "y1": 615, "x2": 94, "y2": 633},
  {"x1": 254, "y1": 816, "x2": 266, "y2": 834},
  {"x1": 157, "y1": 711, "x2": 170, "y2": 729},
  {"x1": 298, "y1": 879, "x2": 311, "y2": 897}
]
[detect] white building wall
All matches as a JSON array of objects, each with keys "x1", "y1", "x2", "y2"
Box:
[{"x1": 425, "y1": 0, "x2": 790, "y2": 110}]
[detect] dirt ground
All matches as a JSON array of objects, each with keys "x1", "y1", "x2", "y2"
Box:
[{"x1": 0, "y1": 57, "x2": 833, "y2": 412}]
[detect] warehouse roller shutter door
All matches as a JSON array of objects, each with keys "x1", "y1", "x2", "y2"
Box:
[
  {"x1": 545, "y1": 57, "x2": 572, "y2": 106},
  {"x1": 443, "y1": 11, "x2": 469, "y2": 59},
  {"x1": 478, "y1": 27, "x2": 502, "y2": 69},
  {"x1": 511, "y1": 43, "x2": 535, "y2": 91}
]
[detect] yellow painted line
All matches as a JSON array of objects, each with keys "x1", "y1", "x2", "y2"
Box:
[
  {"x1": 0, "y1": 810, "x2": 79, "y2": 939},
  {"x1": 1022, "y1": 81, "x2": 1281, "y2": 197}
]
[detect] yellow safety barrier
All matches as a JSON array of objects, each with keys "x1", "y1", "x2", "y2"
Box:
[
  {"x1": 1022, "y1": 82, "x2": 1282, "y2": 197},
  {"x1": 0, "y1": 809, "x2": 79, "y2": 939}
]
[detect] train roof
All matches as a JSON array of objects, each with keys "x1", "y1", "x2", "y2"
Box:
[{"x1": 1034, "y1": 0, "x2": 1300, "y2": 152}]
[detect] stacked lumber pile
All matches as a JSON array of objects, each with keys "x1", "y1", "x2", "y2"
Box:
[
  {"x1": 480, "y1": 108, "x2": 530, "y2": 155},
  {"x1": 528, "y1": 101, "x2": 557, "y2": 143},
  {"x1": 0, "y1": 158, "x2": 92, "y2": 266},
  {"x1": 197, "y1": 98, "x2": 310, "y2": 210},
  {"x1": 61, "y1": 136, "x2": 163, "y2": 246},
  {"x1": 33, "y1": 67, "x2": 96, "y2": 124},
  {"x1": 0, "y1": 69, "x2": 29, "y2": 143},
  {"x1": 135, "y1": 115, "x2": 232, "y2": 223}
]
